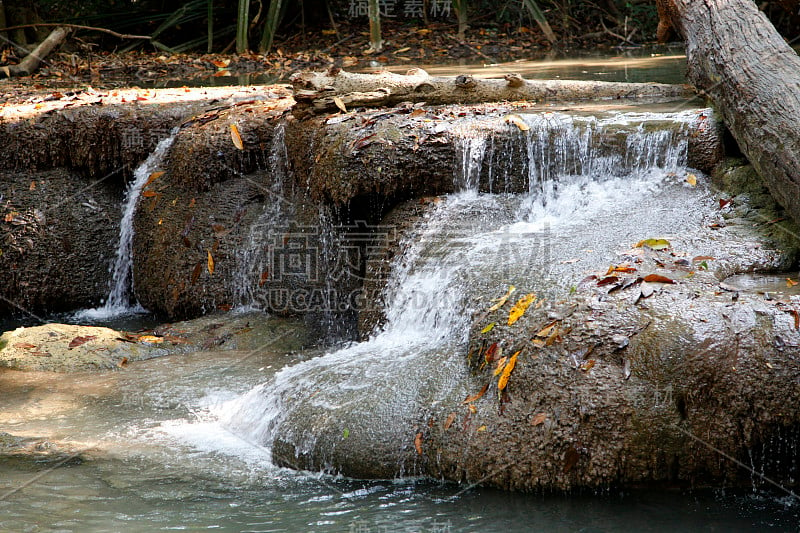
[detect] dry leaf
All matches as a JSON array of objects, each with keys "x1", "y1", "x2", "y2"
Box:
[
  {"x1": 484, "y1": 342, "x2": 501, "y2": 364},
  {"x1": 477, "y1": 425, "x2": 487, "y2": 432},
  {"x1": 642, "y1": 273, "x2": 675, "y2": 284},
  {"x1": 497, "y1": 350, "x2": 520, "y2": 391},
  {"x1": 118, "y1": 357, "x2": 128, "y2": 368},
  {"x1": 207, "y1": 250, "x2": 215, "y2": 275},
  {"x1": 191, "y1": 261, "x2": 203, "y2": 284},
  {"x1": 414, "y1": 432, "x2": 423, "y2": 455},
  {"x1": 144, "y1": 171, "x2": 164, "y2": 188},
  {"x1": 563, "y1": 445, "x2": 580, "y2": 473},
  {"x1": 488, "y1": 285, "x2": 516, "y2": 312},
  {"x1": 787, "y1": 278, "x2": 798, "y2": 287},
  {"x1": 333, "y1": 96, "x2": 348, "y2": 113},
  {"x1": 230, "y1": 123, "x2": 244, "y2": 150},
  {"x1": 259, "y1": 271, "x2": 270, "y2": 286},
  {"x1": 504, "y1": 114, "x2": 530, "y2": 131},
  {"x1": 531, "y1": 413, "x2": 547, "y2": 426},
  {"x1": 29, "y1": 181, "x2": 36, "y2": 190},
  {"x1": 580, "y1": 359, "x2": 596, "y2": 372},
  {"x1": 686, "y1": 173, "x2": 697, "y2": 186},
  {"x1": 68, "y1": 335, "x2": 96, "y2": 349},
  {"x1": 444, "y1": 412, "x2": 456, "y2": 430},
  {"x1": 534, "y1": 321, "x2": 558, "y2": 339},
  {"x1": 508, "y1": 293, "x2": 536, "y2": 325},
  {"x1": 462, "y1": 382, "x2": 490, "y2": 404},
  {"x1": 141, "y1": 190, "x2": 159, "y2": 198},
  {"x1": 13, "y1": 342, "x2": 37, "y2": 349},
  {"x1": 493, "y1": 355, "x2": 508, "y2": 376},
  {"x1": 137, "y1": 335, "x2": 164, "y2": 343}
]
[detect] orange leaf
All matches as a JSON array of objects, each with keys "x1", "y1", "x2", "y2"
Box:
[
  {"x1": 13, "y1": 342, "x2": 37, "y2": 349},
  {"x1": 259, "y1": 271, "x2": 270, "y2": 286},
  {"x1": 531, "y1": 413, "x2": 547, "y2": 426},
  {"x1": 211, "y1": 58, "x2": 231, "y2": 68},
  {"x1": 414, "y1": 432, "x2": 423, "y2": 455},
  {"x1": 68, "y1": 335, "x2": 96, "y2": 349},
  {"x1": 230, "y1": 123, "x2": 244, "y2": 150},
  {"x1": 497, "y1": 350, "x2": 520, "y2": 391},
  {"x1": 118, "y1": 357, "x2": 128, "y2": 368},
  {"x1": 141, "y1": 190, "x2": 159, "y2": 198},
  {"x1": 642, "y1": 274, "x2": 675, "y2": 284},
  {"x1": 507, "y1": 293, "x2": 536, "y2": 325},
  {"x1": 144, "y1": 171, "x2": 165, "y2": 188},
  {"x1": 29, "y1": 181, "x2": 36, "y2": 190},
  {"x1": 462, "y1": 382, "x2": 489, "y2": 404},
  {"x1": 787, "y1": 278, "x2": 798, "y2": 287},
  {"x1": 137, "y1": 335, "x2": 164, "y2": 344},
  {"x1": 580, "y1": 359, "x2": 596, "y2": 372}
]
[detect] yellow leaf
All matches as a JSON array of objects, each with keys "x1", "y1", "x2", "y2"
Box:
[
  {"x1": 686, "y1": 173, "x2": 697, "y2": 186},
  {"x1": 207, "y1": 250, "x2": 215, "y2": 275},
  {"x1": 477, "y1": 425, "x2": 487, "y2": 432},
  {"x1": 497, "y1": 350, "x2": 520, "y2": 391},
  {"x1": 504, "y1": 114, "x2": 530, "y2": 131},
  {"x1": 230, "y1": 123, "x2": 244, "y2": 150},
  {"x1": 333, "y1": 96, "x2": 347, "y2": 113},
  {"x1": 488, "y1": 285, "x2": 516, "y2": 312},
  {"x1": 633, "y1": 238, "x2": 671, "y2": 250},
  {"x1": 507, "y1": 293, "x2": 536, "y2": 325},
  {"x1": 480, "y1": 322, "x2": 496, "y2": 334}
]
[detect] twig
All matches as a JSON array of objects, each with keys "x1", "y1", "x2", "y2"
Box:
[
  {"x1": 600, "y1": 20, "x2": 638, "y2": 46},
  {"x1": 0, "y1": 23, "x2": 150, "y2": 40}
]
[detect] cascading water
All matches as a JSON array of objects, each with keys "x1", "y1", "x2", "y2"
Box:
[
  {"x1": 233, "y1": 122, "x2": 290, "y2": 310},
  {"x1": 220, "y1": 109, "x2": 703, "y2": 472},
  {"x1": 76, "y1": 129, "x2": 179, "y2": 320}
]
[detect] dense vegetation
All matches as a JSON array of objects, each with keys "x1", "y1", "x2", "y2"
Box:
[{"x1": 1, "y1": 0, "x2": 798, "y2": 55}]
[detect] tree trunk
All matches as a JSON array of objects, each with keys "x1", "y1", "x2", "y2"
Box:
[
  {"x1": 290, "y1": 68, "x2": 695, "y2": 115},
  {"x1": 0, "y1": 26, "x2": 69, "y2": 78},
  {"x1": 657, "y1": 0, "x2": 800, "y2": 227}
]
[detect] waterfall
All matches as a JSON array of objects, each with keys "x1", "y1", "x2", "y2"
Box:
[
  {"x1": 220, "y1": 109, "x2": 701, "y2": 465},
  {"x1": 76, "y1": 128, "x2": 179, "y2": 320},
  {"x1": 233, "y1": 122, "x2": 290, "y2": 310}
]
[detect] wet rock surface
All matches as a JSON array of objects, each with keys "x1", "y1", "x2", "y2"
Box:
[{"x1": 0, "y1": 312, "x2": 309, "y2": 372}]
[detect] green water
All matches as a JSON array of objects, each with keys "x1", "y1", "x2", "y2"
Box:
[{"x1": 1, "y1": 339, "x2": 797, "y2": 532}]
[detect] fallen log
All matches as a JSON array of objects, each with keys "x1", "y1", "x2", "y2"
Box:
[
  {"x1": 290, "y1": 68, "x2": 697, "y2": 116},
  {"x1": 0, "y1": 26, "x2": 69, "y2": 78},
  {"x1": 656, "y1": 0, "x2": 800, "y2": 227}
]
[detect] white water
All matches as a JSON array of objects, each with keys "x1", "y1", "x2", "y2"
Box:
[
  {"x1": 233, "y1": 122, "x2": 289, "y2": 310},
  {"x1": 75, "y1": 129, "x2": 179, "y2": 321},
  {"x1": 217, "y1": 109, "x2": 702, "y2": 460}
]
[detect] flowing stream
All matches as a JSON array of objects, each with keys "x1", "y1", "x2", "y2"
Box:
[{"x1": 2, "y1": 108, "x2": 799, "y2": 531}]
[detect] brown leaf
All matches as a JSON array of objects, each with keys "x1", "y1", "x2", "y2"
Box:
[
  {"x1": 444, "y1": 412, "x2": 456, "y2": 430},
  {"x1": 462, "y1": 382, "x2": 489, "y2": 404},
  {"x1": 504, "y1": 113, "x2": 530, "y2": 131},
  {"x1": 531, "y1": 413, "x2": 547, "y2": 426},
  {"x1": 207, "y1": 250, "x2": 215, "y2": 275},
  {"x1": 191, "y1": 261, "x2": 203, "y2": 284},
  {"x1": 230, "y1": 123, "x2": 244, "y2": 150},
  {"x1": 414, "y1": 432, "x2": 423, "y2": 455},
  {"x1": 13, "y1": 342, "x2": 37, "y2": 349},
  {"x1": 118, "y1": 357, "x2": 128, "y2": 368},
  {"x1": 692, "y1": 255, "x2": 715, "y2": 262},
  {"x1": 141, "y1": 190, "x2": 159, "y2": 198},
  {"x1": 484, "y1": 342, "x2": 501, "y2": 364},
  {"x1": 580, "y1": 359, "x2": 596, "y2": 372},
  {"x1": 596, "y1": 276, "x2": 620, "y2": 286},
  {"x1": 642, "y1": 274, "x2": 675, "y2": 284},
  {"x1": 68, "y1": 335, "x2": 96, "y2": 349}
]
